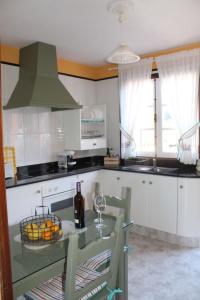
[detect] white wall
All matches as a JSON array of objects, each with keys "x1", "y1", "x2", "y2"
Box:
[{"x1": 96, "y1": 78, "x2": 120, "y2": 155}]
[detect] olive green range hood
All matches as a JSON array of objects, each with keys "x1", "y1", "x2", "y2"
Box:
[{"x1": 4, "y1": 42, "x2": 82, "y2": 111}]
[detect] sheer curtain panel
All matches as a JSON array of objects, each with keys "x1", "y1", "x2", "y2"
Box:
[
  {"x1": 157, "y1": 49, "x2": 200, "y2": 165},
  {"x1": 119, "y1": 58, "x2": 153, "y2": 158}
]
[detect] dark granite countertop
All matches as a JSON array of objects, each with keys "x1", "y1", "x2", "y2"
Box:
[
  {"x1": 103, "y1": 165, "x2": 200, "y2": 178},
  {"x1": 5, "y1": 163, "x2": 200, "y2": 189},
  {"x1": 5, "y1": 166, "x2": 102, "y2": 189}
]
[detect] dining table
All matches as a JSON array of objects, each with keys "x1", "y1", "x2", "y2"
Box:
[{"x1": 9, "y1": 208, "x2": 133, "y2": 300}]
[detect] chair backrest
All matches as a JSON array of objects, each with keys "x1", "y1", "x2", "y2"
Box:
[
  {"x1": 64, "y1": 213, "x2": 124, "y2": 300},
  {"x1": 105, "y1": 187, "x2": 131, "y2": 223},
  {"x1": 94, "y1": 183, "x2": 131, "y2": 223}
]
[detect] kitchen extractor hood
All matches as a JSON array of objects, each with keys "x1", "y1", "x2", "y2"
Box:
[{"x1": 4, "y1": 42, "x2": 82, "y2": 110}]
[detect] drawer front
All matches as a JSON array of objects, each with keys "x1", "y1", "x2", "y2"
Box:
[{"x1": 81, "y1": 138, "x2": 106, "y2": 150}]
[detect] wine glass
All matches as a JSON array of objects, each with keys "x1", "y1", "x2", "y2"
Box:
[{"x1": 94, "y1": 193, "x2": 106, "y2": 228}]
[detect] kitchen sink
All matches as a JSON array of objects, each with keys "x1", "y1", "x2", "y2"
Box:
[
  {"x1": 152, "y1": 167, "x2": 178, "y2": 174},
  {"x1": 122, "y1": 165, "x2": 178, "y2": 174},
  {"x1": 122, "y1": 165, "x2": 154, "y2": 172}
]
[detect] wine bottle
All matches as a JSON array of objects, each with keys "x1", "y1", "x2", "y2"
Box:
[{"x1": 74, "y1": 182, "x2": 85, "y2": 229}]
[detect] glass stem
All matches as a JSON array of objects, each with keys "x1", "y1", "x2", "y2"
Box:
[{"x1": 99, "y1": 212, "x2": 102, "y2": 223}]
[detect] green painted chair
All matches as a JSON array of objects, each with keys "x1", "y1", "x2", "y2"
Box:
[
  {"x1": 24, "y1": 213, "x2": 124, "y2": 300},
  {"x1": 91, "y1": 184, "x2": 132, "y2": 299}
]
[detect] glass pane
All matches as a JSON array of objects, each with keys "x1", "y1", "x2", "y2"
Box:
[
  {"x1": 162, "y1": 129, "x2": 179, "y2": 153},
  {"x1": 120, "y1": 77, "x2": 155, "y2": 157},
  {"x1": 137, "y1": 129, "x2": 155, "y2": 153},
  {"x1": 162, "y1": 105, "x2": 177, "y2": 129},
  {"x1": 161, "y1": 102, "x2": 179, "y2": 155}
]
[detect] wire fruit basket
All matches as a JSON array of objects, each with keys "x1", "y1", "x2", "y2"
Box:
[{"x1": 20, "y1": 206, "x2": 63, "y2": 245}]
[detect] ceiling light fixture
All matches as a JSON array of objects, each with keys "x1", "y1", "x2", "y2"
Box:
[{"x1": 107, "y1": 0, "x2": 140, "y2": 64}]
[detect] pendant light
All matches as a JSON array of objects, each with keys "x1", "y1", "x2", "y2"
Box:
[{"x1": 107, "y1": 0, "x2": 140, "y2": 64}]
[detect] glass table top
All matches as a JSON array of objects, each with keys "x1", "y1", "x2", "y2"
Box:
[{"x1": 9, "y1": 209, "x2": 131, "y2": 284}]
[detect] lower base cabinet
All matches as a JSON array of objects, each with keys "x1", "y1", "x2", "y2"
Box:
[
  {"x1": 177, "y1": 178, "x2": 200, "y2": 237},
  {"x1": 6, "y1": 171, "x2": 98, "y2": 225},
  {"x1": 147, "y1": 175, "x2": 177, "y2": 234},
  {"x1": 100, "y1": 170, "x2": 178, "y2": 235}
]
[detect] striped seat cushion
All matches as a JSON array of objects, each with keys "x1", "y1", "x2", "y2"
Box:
[
  {"x1": 83, "y1": 249, "x2": 111, "y2": 271},
  {"x1": 24, "y1": 265, "x2": 107, "y2": 300}
]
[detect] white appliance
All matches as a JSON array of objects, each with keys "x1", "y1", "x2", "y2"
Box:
[{"x1": 40, "y1": 181, "x2": 76, "y2": 213}]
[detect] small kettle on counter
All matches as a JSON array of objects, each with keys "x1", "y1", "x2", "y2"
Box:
[{"x1": 58, "y1": 151, "x2": 76, "y2": 169}]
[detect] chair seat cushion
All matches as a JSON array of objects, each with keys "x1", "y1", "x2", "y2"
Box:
[
  {"x1": 83, "y1": 249, "x2": 111, "y2": 271},
  {"x1": 24, "y1": 265, "x2": 106, "y2": 300}
]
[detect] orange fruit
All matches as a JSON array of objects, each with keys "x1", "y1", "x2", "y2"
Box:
[
  {"x1": 45, "y1": 220, "x2": 54, "y2": 228},
  {"x1": 42, "y1": 230, "x2": 52, "y2": 241},
  {"x1": 52, "y1": 225, "x2": 60, "y2": 232}
]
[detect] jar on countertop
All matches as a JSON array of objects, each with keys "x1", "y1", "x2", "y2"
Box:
[{"x1": 196, "y1": 159, "x2": 200, "y2": 172}]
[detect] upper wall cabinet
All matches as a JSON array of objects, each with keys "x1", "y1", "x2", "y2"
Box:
[
  {"x1": 63, "y1": 104, "x2": 107, "y2": 150},
  {"x1": 1, "y1": 64, "x2": 19, "y2": 106}
]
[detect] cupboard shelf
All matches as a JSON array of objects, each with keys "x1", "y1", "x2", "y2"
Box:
[{"x1": 64, "y1": 104, "x2": 107, "y2": 150}]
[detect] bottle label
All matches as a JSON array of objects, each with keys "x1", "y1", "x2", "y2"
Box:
[{"x1": 75, "y1": 219, "x2": 79, "y2": 224}]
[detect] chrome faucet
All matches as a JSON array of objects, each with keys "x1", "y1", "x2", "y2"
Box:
[{"x1": 153, "y1": 158, "x2": 157, "y2": 169}]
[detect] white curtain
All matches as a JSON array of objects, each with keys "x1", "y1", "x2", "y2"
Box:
[
  {"x1": 119, "y1": 58, "x2": 153, "y2": 158},
  {"x1": 157, "y1": 49, "x2": 200, "y2": 165}
]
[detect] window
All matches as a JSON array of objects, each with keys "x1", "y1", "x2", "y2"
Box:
[
  {"x1": 120, "y1": 76, "x2": 155, "y2": 158},
  {"x1": 121, "y1": 73, "x2": 199, "y2": 159},
  {"x1": 156, "y1": 78, "x2": 179, "y2": 158}
]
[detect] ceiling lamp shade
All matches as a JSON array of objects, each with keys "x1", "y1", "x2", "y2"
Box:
[
  {"x1": 107, "y1": 0, "x2": 140, "y2": 65},
  {"x1": 107, "y1": 43, "x2": 140, "y2": 64}
]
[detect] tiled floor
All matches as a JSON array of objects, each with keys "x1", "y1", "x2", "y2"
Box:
[{"x1": 128, "y1": 233, "x2": 200, "y2": 300}]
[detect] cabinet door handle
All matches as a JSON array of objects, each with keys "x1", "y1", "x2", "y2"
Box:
[
  {"x1": 149, "y1": 181, "x2": 153, "y2": 185},
  {"x1": 180, "y1": 185, "x2": 183, "y2": 189},
  {"x1": 116, "y1": 177, "x2": 120, "y2": 180},
  {"x1": 93, "y1": 143, "x2": 97, "y2": 146},
  {"x1": 36, "y1": 190, "x2": 41, "y2": 194},
  {"x1": 142, "y1": 180, "x2": 145, "y2": 184}
]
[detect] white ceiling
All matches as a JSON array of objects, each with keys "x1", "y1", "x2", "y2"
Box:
[{"x1": 0, "y1": 0, "x2": 200, "y2": 66}]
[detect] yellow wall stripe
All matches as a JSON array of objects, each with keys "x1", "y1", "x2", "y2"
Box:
[
  {"x1": 1, "y1": 42, "x2": 200, "y2": 80},
  {"x1": 57, "y1": 58, "x2": 96, "y2": 80}
]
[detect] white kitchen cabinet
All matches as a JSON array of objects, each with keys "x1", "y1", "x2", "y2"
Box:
[
  {"x1": 177, "y1": 178, "x2": 200, "y2": 237},
  {"x1": 6, "y1": 171, "x2": 98, "y2": 225},
  {"x1": 130, "y1": 173, "x2": 177, "y2": 234},
  {"x1": 98, "y1": 170, "x2": 126, "y2": 197},
  {"x1": 129, "y1": 173, "x2": 149, "y2": 227},
  {"x1": 99, "y1": 170, "x2": 178, "y2": 234},
  {"x1": 147, "y1": 175, "x2": 178, "y2": 234},
  {"x1": 63, "y1": 104, "x2": 107, "y2": 150},
  {"x1": 6, "y1": 182, "x2": 43, "y2": 225},
  {"x1": 74, "y1": 171, "x2": 98, "y2": 210}
]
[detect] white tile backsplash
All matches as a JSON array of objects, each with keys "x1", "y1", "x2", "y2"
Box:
[
  {"x1": 38, "y1": 108, "x2": 51, "y2": 133},
  {"x1": 52, "y1": 133, "x2": 65, "y2": 157},
  {"x1": 24, "y1": 134, "x2": 40, "y2": 165},
  {"x1": 8, "y1": 109, "x2": 24, "y2": 134},
  {"x1": 40, "y1": 134, "x2": 52, "y2": 162},
  {"x1": 3, "y1": 107, "x2": 66, "y2": 166},
  {"x1": 51, "y1": 111, "x2": 64, "y2": 134},
  {"x1": 23, "y1": 107, "x2": 39, "y2": 134},
  {"x1": 9, "y1": 134, "x2": 25, "y2": 165}
]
